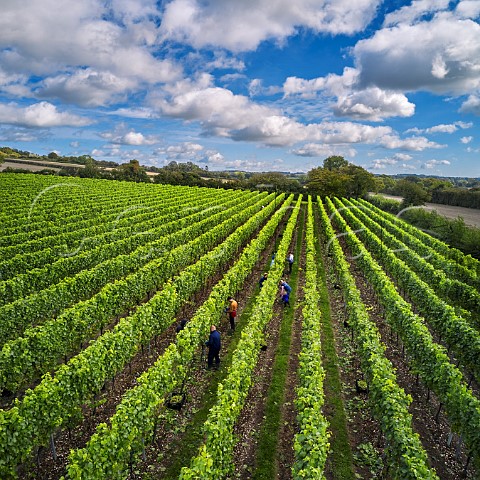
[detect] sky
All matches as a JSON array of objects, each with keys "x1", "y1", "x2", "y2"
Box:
[{"x1": 0, "y1": 0, "x2": 479, "y2": 177}]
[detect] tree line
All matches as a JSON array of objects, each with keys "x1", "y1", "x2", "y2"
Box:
[{"x1": 378, "y1": 174, "x2": 480, "y2": 209}]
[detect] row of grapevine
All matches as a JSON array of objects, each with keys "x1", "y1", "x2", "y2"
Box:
[
  {"x1": 357, "y1": 198, "x2": 480, "y2": 275},
  {"x1": 0, "y1": 183, "x2": 184, "y2": 248},
  {"x1": 332, "y1": 197, "x2": 480, "y2": 384},
  {"x1": 320, "y1": 198, "x2": 438, "y2": 479},
  {"x1": 0, "y1": 189, "x2": 240, "y2": 303},
  {"x1": 0, "y1": 190, "x2": 256, "y2": 341},
  {"x1": 0, "y1": 191, "x2": 283, "y2": 477},
  {"x1": 179, "y1": 196, "x2": 302, "y2": 479},
  {"x1": 0, "y1": 186, "x2": 237, "y2": 266},
  {"x1": 1, "y1": 180, "x2": 210, "y2": 238},
  {"x1": 291, "y1": 197, "x2": 330, "y2": 479},
  {"x1": 325, "y1": 197, "x2": 480, "y2": 473},
  {"x1": 0, "y1": 192, "x2": 274, "y2": 394},
  {"x1": 340, "y1": 198, "x2": 480, "y2": 316},
  {"x1": 64, "y1": 196, "x2": 294, "y2": 479},
  {"x1": 0, "y1": 175, "x2": 105, "y2": 226},
  {"x1": 0, "y1": 175, "x2": 170, "y2": 229},
  {"x1": 353, "y1": 198, "x2": 479, "y2": 290},
  {"x1": 0, "y1": 190, "x2": 239, "y2": 282}
]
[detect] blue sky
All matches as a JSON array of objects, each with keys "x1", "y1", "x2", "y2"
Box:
[{"x1": 0, "y1": 0, "x2": 479, "y2": 176}]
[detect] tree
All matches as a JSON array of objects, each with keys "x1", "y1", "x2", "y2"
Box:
[
  {"x1": 112, "y1": 159, "x2": 151, "y2": 183},
  {"x1": 48, "y1": 152, "x2": 59, "y2": 160},
  {"x1": 307, "y1": 167, "x2": 349, "y2": 197},
  {"x1": 323, "y1": 155, "x2": 349, "y2": 171},
  {"x1": 307, "y1": 161, "x2": 374, "y2": 198},
  {"x1": 397, "y1": 179, "x2": 431, "y2": 206},
  {"x1": 343, "y1": 164, "x2": 376, "y2": 198},
  {"x1": 246, "y1": 172, "x2": 301, "y2": 193},
  {"x1": 79, "y1": 157, "x2": 101, "y2": 178}
]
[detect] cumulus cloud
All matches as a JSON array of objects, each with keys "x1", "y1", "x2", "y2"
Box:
[
  {"x1": 150, "y1": 76, "x2": 444, "y2": 151},
  {"x1": 354, "y1": 7, "x2": 480, "y2": 95},
  {"x1": 249, "y1": 79, "x2": 282, "y2": 97},
  {"x1": 284, "y1": 68, "x2": 415, "y2": 121},
  {"x1": 393, "y1": 153, "x2": 413, "y2": 161},
  {"x1": 406, "y1": 121, "x2": 472, "y2": 134},
  {"x1": 369, "y1": 154, "x2": 417, "y2": 171},
  {"x1": 37, "y1": 69, "x2": 137, "y2": 107},
  {"x1": 460, "y1": 95, "x2": 480, "y2": 115},
  {"x1": 99, "y1": 124, "x2": 160, "y2": 145},
  {"x1": 0, "y1": 101, "x2": 92, "y2": 127},
  {"x1": 159, "y1": 0, "x2": 382, "y2": 52},
  {"x1": 383, "y1": 0, "x2": 451, "y2": 27},
  {"x1": 370, "y1": 158, "x2": 399, "y2": 170},
  {"x1": 290, "y1": 143, "x2": 357, "y2": 158},
  {"x1": 283, "y1": 76, "x2": 327, "y2": 99},
  {"x1": 461, "y1": 136, "x2": 473, "y2": 144},
  {"x1": 0, "y1": 0, "x2": 181, "y2": 106},
  {"x1": 422, "y1": 159, "x2": 451, "y2": 169},
  {"x1": 379, "y1": 135, "x2": 444, "y2": 151},
  {"x1": 153, "y1": 141, "x2": 226, "y2": 166},
  {"x1": 333, "y1": 87, "x2": 415, "y2": 121}
]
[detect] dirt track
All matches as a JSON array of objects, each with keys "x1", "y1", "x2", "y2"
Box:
[{"x1": 377, "y1": 194, "x2": 480, "y2": 228}]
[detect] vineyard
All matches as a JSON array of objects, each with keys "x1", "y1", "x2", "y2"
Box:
[{"x1": 1, "y1": 173, "x2": 479, "y2": 480}]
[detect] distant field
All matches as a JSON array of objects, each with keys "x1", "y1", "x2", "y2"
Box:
[
  {"x1": 378, "y1": 194, "x2": 480, "y2": 228},
  {"x1": 0, "y1": 161, "x2": 62, "y2": 172}
]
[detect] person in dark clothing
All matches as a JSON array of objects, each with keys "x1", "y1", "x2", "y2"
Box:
[
  {"x1": 281, "y1": 290, "x2": 290, "y2": 307},
  {"x1": 259, "y1": 272, "x2": 268, "y2": 289},
  {"x1": 176, "y1": 318, "x2": 188, "y2": 333},
  {"x1": 205, "y1": 325, "x2": 221, "y2": 370},
  {"x1": 280, "y1": 279, "x2": 292, "y2": 294}
]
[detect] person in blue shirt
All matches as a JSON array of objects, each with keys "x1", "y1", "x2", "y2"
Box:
[
  {"x1": 205, "y1": 325, "x2": 221, "y2": 370},
  {"x1": 259, "y1": 272, "x2": 268, "y2": 289},
  {"x1": 280, "y1": 279, "x2": 292, "y2": 294}
]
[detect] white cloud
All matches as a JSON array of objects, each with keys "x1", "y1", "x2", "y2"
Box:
[
  {"x1": 284, "y1": 69, "x2": 415, "y2": 121},
  {"x1": 159, "y1": 0, "x2": 382, "y2": 52},
  {"x1": 379, "y1": 135, "x2": 444, "y2": 151},
  {"x1": 0, "y1": 0, "x2": 181, "y2": 107},
  {"x1": 283, "y1": 76, "x2": 327, "y2": 99},
  {"x1": 0, "y1": 101, "x2": 92, "y2": 127},
  {"x1": 249, "y1": 79, "x2": 282, "y2": 97},
  {"x1": 393, "y1": 153, "x2": 413, "y2": 161},
  {"x1": 354, "y1": 8, "x2": 480, "y2": 96},
  {"x1": 466, "y1": 146, "x2": 480, "y2": 153},
  {"x1": 369, "y1": 156, "x2": 417, "y2": 171},
  {"x1": 455, "y1": 0, "x2": 480, "y2": 20},
  {"x1": 153, "y1": 141, "x2": 226, "y2": 166},
  {"x1": 370, "y1": 158, "x2": 398, "y2": 170},
  {"x1": 99, "y1": 124, "x2": 159, "y2": 145},
  {"x1": 333, "y1": 87, "x2": 415, "y2": 121},
  {"x1": 205, "y1": 52, "x2": 245, "y2": 71},
  {"x1": 422, "y1": 159, "x2": 451, "y2": 168},
  {"x1": 406, "y1": 121, "x2": 473, "y2": 134},
  {"x1": 150, "y1": 77, "x2": 444, "y2": 151},
  {"x1": 291, "y1": 143, "x2": 357, "y2": 158},
  {"x1": 38, "y1": 69, "x2": 137, "y2": 107},
  {"x1": 460, "y1": 95, "x2": 480, "y2": 115},
  {"x1": 383, "y1": 0, "x2": 451, "y2": 27},
  {"x1": 461, "y1": 136, "x2": 473, "y2": 144},
  {"x1": 161, "y1": 142, "x2": 204, "y2": 160}
]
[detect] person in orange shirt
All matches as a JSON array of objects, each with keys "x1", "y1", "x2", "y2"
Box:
[{"x1": 227, "y1": 297, "x2": 238, "y2": 332}]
